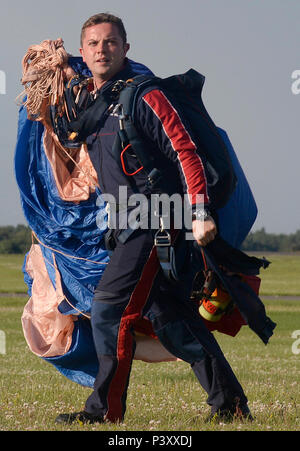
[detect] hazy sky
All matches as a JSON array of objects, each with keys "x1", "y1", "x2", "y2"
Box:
[{"x1": 0, "y1": 0, "x2": 299, "y2": 234}]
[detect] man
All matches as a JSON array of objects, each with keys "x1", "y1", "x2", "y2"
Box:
[{"x1": 55, "y1": 13, "x2": 252, "y2": 424}]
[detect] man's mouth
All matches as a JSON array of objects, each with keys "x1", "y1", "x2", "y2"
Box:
[{"x1": 95, "y1": 58, "x2": 110, "y2": 64}]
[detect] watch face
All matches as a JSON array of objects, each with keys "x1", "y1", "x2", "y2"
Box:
[
  {"x1": 196, "y1": 210, "x2": 206, "y2": 219},
  {"x1": 194, "y1": 209, "x2": 211, "y2": 221},
  {"x1": 192, "y1": 209, "x2": 211, "y2": 221}
]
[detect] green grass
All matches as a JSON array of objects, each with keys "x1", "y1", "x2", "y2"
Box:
[
  {"x1": 1, "y1": 252, "x2": 300, "y2": 296},
  {"x1": 0, "y1": 254, "x2": 299, "y2": 431},
  {"x1": 0, "y1": 254, "x2": 28, "y2": 293},
  {"x1": 256, "y1": 253, "x2": 300, "y2": 296}
]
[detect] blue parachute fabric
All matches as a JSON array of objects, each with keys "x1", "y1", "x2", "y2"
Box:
[
  {"x1": 16, "y1": 58, "x2": 257, "y2": 387},
  {"x1": 15, "y1": 105, "x2": 109, "y2": 316},
  {"x1": 216, "y1": 128, "x2": 257, "y2": 248},
  {"x1": 15, "y1": 59, "x2": 154, "y2": 387},
  {"x1": 22, "y1": 250, "x2": 33, "y2": 296},
  {"x1": 21, "y1": 250, "x2": 98, "y2": 387},
  {"x1": 43, "y1": 319, "x2": 98, "y2": 387},
  {"x1": 15, "y1": 107, "x2": 105, "y2": 386}
]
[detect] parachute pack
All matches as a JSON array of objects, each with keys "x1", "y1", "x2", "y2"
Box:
[
  {"x1": 111, "y1": 70, "x2": 237, "y2": 210},
  {"x1": 63, "y1": 68, "x2": 237, "y2": 210}
]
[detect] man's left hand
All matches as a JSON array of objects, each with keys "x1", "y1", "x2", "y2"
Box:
[{"x1": 192, "y1": 217, "x2": 217, "y2": 247}]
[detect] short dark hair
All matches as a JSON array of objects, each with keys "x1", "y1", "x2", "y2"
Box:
[{"x1": 80, "y1": 13, "x2": 127, "y2": 46}]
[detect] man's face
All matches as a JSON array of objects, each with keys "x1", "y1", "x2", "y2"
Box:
[{"x1": 80, "y1": 22, "x2": 130, "y2": 88}]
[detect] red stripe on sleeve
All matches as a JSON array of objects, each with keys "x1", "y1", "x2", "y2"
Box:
[{"x1": 142, "y1": 89, "x2": 209, "y2": 205}]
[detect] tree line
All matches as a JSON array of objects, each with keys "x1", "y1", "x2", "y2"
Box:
[
  {"x1": 0, "y1": 225, "x2": 299, "y2": 254},
  {"x1": 241, "y1": 227, "x2": 300, "y2": 252},
  {"x1": 0, "y1": 225, "x2": 32, "y2": 254}
]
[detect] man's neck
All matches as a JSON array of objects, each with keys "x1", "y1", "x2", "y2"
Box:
[
  {"x1": 92, "y1": 59, "x2": 131, "y2": 92},
  {"x1": 93, "y1": 78, "x2": 108, "y2": 91}
]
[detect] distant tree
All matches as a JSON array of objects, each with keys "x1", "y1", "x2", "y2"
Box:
[
  {"x1": 0, "y1": 225, "x2": 300, "y2": 254},
  {"x1": 288, "y1": 230, "x2": 300, "y2": 251},
  {"x1": 241, "y1": 228, "x2": 300, "y2": 252},
  {"x1": 0, "y1": 225, "x2": 31, "y2": 254},
  {"x1": 242, "y1": 228, "x2": 279, "y2": 251}
]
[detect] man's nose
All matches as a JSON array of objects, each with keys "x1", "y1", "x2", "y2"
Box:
[{"x1": 96, "y1": 41, "x2": 107, "y2": 53}]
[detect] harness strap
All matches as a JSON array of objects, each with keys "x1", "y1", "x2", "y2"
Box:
[
  {"x1": 114, "y1": 76, "x2": 166, "y2": 191},
  {"x1": 67, "y1": 91, "x2": 112, "y2": 141}
]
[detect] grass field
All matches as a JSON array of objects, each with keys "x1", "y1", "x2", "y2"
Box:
[
  {"x1": 0, "y1": 254, "x2": 28, "y2": 293},
  {"x1": 0, "y1": 253, "x2": 299, "y2": 431}
]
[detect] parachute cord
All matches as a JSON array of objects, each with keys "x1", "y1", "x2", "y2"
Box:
[
  {"x1": 30, "y1": 233, "x2": 98, "y2": 319},
  {"x1": 63, "y1": 299, "x2": 91, "y2": 320},
  {"x1": 200, "y1": 247, "x2": 208, "y2": 271},
  {"x1": 31, "y1": 231, "x2": 108, "y2": 265},
  {"x1": 17, "y1": 38, "x2": 68, "y2": 119},
  {"x1": 18, "y1": 38, "x2": 99, "y2": 193},
  {"x1": 45, "y1": 125, "x2": 99, "y2": 191}
]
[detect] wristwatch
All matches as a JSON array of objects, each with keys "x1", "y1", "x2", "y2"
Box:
[{"x1": 192, "y1": 209, "x2": 211, "y2": 221}]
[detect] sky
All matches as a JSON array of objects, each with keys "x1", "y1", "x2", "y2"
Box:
[{"x1": 0, "y1": 0, "x2": 299, "y2": 234}]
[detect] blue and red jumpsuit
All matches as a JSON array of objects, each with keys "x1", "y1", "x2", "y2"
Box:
[{"x1": 84, "y1": 62, "x2": 248, "y2": 421}]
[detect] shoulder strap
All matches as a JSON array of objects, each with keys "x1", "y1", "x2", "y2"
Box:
[
  {"x1": 67, "y1": 89, "x2": 113, "y2": 142},
  {"x1": 113, "y1": 75, "x2": 165, "y2": 189},
  {"x1": 119, "y1": 74, "x2": 157, "y2": 122}
]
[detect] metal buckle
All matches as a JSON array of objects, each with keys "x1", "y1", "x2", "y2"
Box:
[
  {"x1": 111, "y1": 80, "x2": 127, "y2": 98},
  {"x1": 154, "y1": 229, "x2": 171, "y2": 247}
]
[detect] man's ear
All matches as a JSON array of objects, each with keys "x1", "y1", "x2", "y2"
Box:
[
  {"x1": 124, "y1": 43, "x2": 130, "y2": 55},
  {"x1": 79, "y1": 47, "x2": 85, "y2": 62}
]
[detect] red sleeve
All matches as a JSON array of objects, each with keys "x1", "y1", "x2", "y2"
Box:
[{"x1": 140, "y1": 89, "x2": 210, "y2": 206}]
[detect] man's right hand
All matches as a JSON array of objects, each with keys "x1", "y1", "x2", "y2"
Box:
[{"x1": 62, "y1": 65, "x2": 76, "y2": 80}]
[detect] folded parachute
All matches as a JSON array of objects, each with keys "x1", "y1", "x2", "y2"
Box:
[{"x1": 15, "y1": 48, "x2": 264, "y2": 388}]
